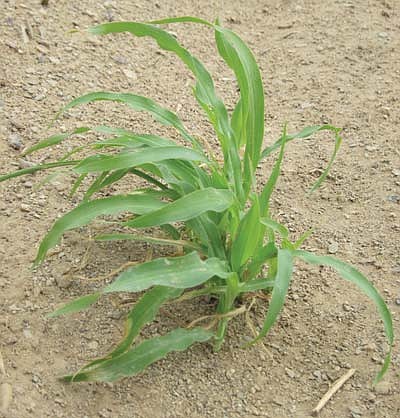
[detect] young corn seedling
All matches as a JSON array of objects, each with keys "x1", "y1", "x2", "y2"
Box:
[{"x1": 0, "y1": 17, "x2": 393, "y2": 383}]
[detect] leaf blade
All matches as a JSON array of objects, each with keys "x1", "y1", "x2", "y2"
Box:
[
  {"x1": 104, "y1": 252, "x2": 228, "y2": 293},
  {"x1": 34, "y1": 193, "x2": 166, "y2": 266},
  {"x1": 74, "y1": 146, "x2": 208, "y2": 174},
  {"x1": 63, "y1": 327, "x2": 214, "y2": 382},
  {"x1": 124, "y1": 188, "x2": 233, "y2": 229},
  {"x1": 250, "y1": 248, "x2": 294, "y2": 343},
  {"x1": 294, "y1": 250, "x2": 393, "y2": 383}
]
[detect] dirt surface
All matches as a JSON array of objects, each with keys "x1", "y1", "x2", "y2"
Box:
[{"x1": 0, "y1": 0, "x2": 399, "y2": 417}]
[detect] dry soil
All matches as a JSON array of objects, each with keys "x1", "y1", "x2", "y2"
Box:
[{"x1": 0, "y1": 1, "x2": 399, "y2": 417}]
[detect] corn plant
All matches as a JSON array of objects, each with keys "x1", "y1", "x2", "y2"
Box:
[{"x1": 1, "y1": 17, "x2": 393, "y2": 383}]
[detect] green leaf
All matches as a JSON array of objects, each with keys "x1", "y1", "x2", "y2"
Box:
[
  {"x1": 95, "y1": 133, "x2": 176, "y2": 149},
  {"x1": 214, "y1": 25, "x2": 264, "y2": 171},
  {"x1": 250, "y1": 248, "x2": 293, "y2": 344},
  {"x1": 74, "y1": 146, "x2": 208, "y2": 174},
  {"x1": 22, "y1": 127, "x2": 90, "y2": 156},
  {"x1": 124, "y1": 188, "x2": 233, "y2": 228},
  {"x1": 95, "y1": 232, "x2": 203, "y2": 252},
  {"x1": 48, "y1": 293, "x2": 101, "y2": 317},
  {"x1": 34, "y1": 193, "x2": 166, "y2": 266},
  {"x1": 245, "y1": 241, "x2": 278, "y2": 280},
  {"x1": 260, "y1": 218, "x2": 289, "y2": 239},
  {"x1": 260, "y1": 125, "x2": 340, "y2": 159},
  {"x1": 88, "y1": 21, "x2": 243, "y2": 199},
  {"x1": 148, "y1": 16, "x2": 213, "y2": 26},
  {"x1": 0, "y1": 160, "x2": 79, "y2": 183},
  {"x1": 240, "y1": 278, "x2": 274, "y2": 292},
  {"x1": 55, "y1": 91, "x2": 198, "y2": 146},
  {"x1": 309, "y1": 128, "x2": 342, "y2": 193},
  {"x1": 260, "y1": 124, "x2": 342, "y2": 192},
  {"x1": 293, "y1": 250, "x2": 393, "y2": 383},
  {"x1": 63, "y1": 327, "x2": 214, "y2": 382},
  {"x1": 230, "y1": 198, "x2": 261, "y2": 271},
  {"x1": 259, "y1": 125, "x2": 288, "y2": 216},
  {"x1": 104, "y1": 251, "x2": 228, "y2": 293},
  {"x1": 78, "y1": 286, "x2": 182, "y2": 372}
]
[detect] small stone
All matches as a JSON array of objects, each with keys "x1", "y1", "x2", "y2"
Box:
[
  {"x1": 20, "y1": 204, "x2": 31, "y2": 212},
  {"x1": 122, "y1": 68, "x2": 137, "y2": 80},
  {"x1": 392, "y1": 169, "x2": 400, "y2": 176},
  {"x1": 112, "y1": 55, "x2": 127, "y2": 65},
  {"x1": 386, "y1": 195, "x2": 400, "y2": 203},
  {"x1": 108, "y1": 310, "x2": 122, "y2": 320},
  {"x1": 395, "y1": 298, "x2": 400, "y2": 306},
  {"x1": 349, "y1": 406, "x2": 362, "y2": 417},
  {"x1": 285, "y1": 367, "x2": 296, "y2": 379},
  {"x1": 365, "y1": 145, "x2": 377, "y2": 152},
  {"x1": 88, "y1": 340, "x2": 99, "y2": 350},
  {"x1": 32, "y1": 375, "x2": 40, "y2": 384},
  {"x1": 8, "y1": 133, "x2": 23, "y2": 150},
  {"x1": 18, "y1": 159, "x2": 35, "y2": 169},
  {"x1": 313, "y1": 370, "x2": 322, "y2": 379},
  {"x1": 328, "y1": 241, "x2": 339, "y2": 254},
  {"x1": 342, "y1": 303, "x2": 351, "y2": 312},
  {"x1": 378, "y1": 31, "x2": 389, "y2": 39},
  {"x1": 374, "y1": 381, "x2": 391, "y2": 395}
]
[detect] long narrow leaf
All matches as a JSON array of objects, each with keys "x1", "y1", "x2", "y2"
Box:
[
  {"x1": 95, "y1": 232, "x2": 202, "y2": 252},
  {"x1": 22, "y1": 127, "x2": 90, "y2": 156},
  {"x1": 78, "y1": 286, "x2": 183, "y2": 372},
  {"x1": 230, "y1": 198, "x2": 261, "y2": 271},
  {"x1": 261, "y1": 124, "x2": 342, "y2": 192},
  {"x1": 63, "y1": 327, "x2": 214, "y2": 382},
  {"x1": 249, "y1": 249, "x2": 293, "y2": 344},
  {"x1": 294, "y1": 250, "x2": 393, "y2": 383},
  {"x1": 48, "y1": 293, "x2": 101, "y2": 318},
  {"x1": 74, "y1": 146, "x2": 208, "y2": 174},
  {"x1": 55, "y1": 91, "x2": 198, "y2": 146},
  {"x1": 0, "y1": 160, "x2": 79, "y2": 182},
  {"x1": 104, "y1": 251, "x2": 228, "y2": 293},
  {"x1": 259, "y1": 125, "x2": 288, "y2": 215},
  {"x1": 245, "y1": 241, "x2": 277, "y2": 280},
  {"x1": 124, "y1": 188, "x2": 233, "y2": 229},
  {"x1": 214, "y1": 25, "x2": 264, "y2": 168},
  {"x1": 34, "y1": 193, "x2": 166, "y2": 266},
  {"x1": 89, "y1": 21, "x2": 243, "y2": 199}
]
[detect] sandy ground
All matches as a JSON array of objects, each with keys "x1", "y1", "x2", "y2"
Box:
[{"x1": 0, "y1": 0, "x2": 399, "y2": 417}]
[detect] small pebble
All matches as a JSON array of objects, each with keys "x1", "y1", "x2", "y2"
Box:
[
  {"x1": 112, "y1": 55, "x2": 127, "y2": 65},
  {"x1": 365, "y1": 145, "x2": 377, "y2": 152},
  {"x1": 378, "y1": 31, "x2": 389, "y2": 39},
  {"x1": 285, "y1": 368, "x2": 296, "y2": 379},
  {"x1": 395, "y1": 298, "x2": 400, "y2": 306},
  {"x1": 20, "y1": 204, "x2": 31, "y2": 212},
  {"x1": 88, "y1": 340, "x2": 99, "y2": 350},
  {"x1": 122, "y1": 68, "x2": 137, "y2": 80},
  {"x1": 328, "y1": 241, "x2": 339, "y2": 254},
  {"x1": 18, "y1": 159, "x2": 35, "y2": 169},
  {"x1": 386, "y1": 195, "x2": 400, "y2": 203},
  {"x1": 8, "y1": 133, "x2": 23, "y2": 150}
]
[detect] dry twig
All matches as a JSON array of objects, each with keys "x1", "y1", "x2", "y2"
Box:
[{"x1": 311, "y1": 368, "x2": 356, "y2": 416}]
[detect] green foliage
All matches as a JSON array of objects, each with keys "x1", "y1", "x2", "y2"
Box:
[{"x1": 1, "y1": 17, "x2": 393, "y2": 384}]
